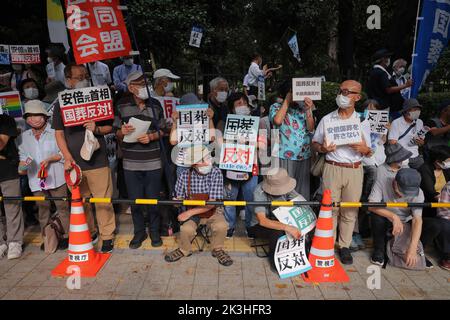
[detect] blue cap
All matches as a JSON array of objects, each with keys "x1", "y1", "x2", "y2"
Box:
[{"x1": 395, "y1": 168, "x2": 421, "y2": 198}]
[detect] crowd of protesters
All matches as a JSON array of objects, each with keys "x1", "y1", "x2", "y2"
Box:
[{"x1": 0, "y1": 47, "x2": 449, "y2": 273}]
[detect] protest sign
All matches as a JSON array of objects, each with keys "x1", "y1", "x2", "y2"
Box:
[
  {"x1": 287, "y1": 34, "x2": 301, "y2": 62},
  {"x1": 366, "y1": 109, "x2": 389, "y2": 135},
  {"x1": 154, "y1": 96, "x2": 179, "y2": 121},
  {"x1": 219, "y1": 144, "x2": 256, "y2": 172},
  {"x1": 0, "y1": 91, "x2": 23, "y2": 118},
  {"x1": 292, "y1": 78, "x2": 322, "y2": 101},
  {"x1": 324, "y1": 118, "x2": 362, "y2": 146},
  {"x1": 223, "y1": 115, "x2": 259, "y2": 142},
  {"x1": 9, "y1": 45, "x2": 40, "y2": 64},
  {"x1": 189, "y1": 25, "x2": 204, "y2": 48},
  {"x1": 65, "y1": 0, "x2": 133, "y2": 65},
  {"x1": 58, "y1": 85, "x2": 114, "y2": 127},
  {"x1": 176, "y1": 104, "x2": 209, "y2": 146},
  {"x1": 0, "y1": 45, "x2": 10, "y2": 65},
  {"x1": 413, "y1": 126, "x2": 430, "y2": 143},
  {"x1": 257, "y1": 75, "x2": 266, "y2": 101},
  {"x1": 274, "y1": 235, "x2": 311, "y2": 279},
  {"x1": 273, "y1": 196, "x2": 317, "y2": 235}
]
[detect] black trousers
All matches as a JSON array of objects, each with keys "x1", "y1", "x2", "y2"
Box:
[{"x1": 247, "y1": 224, "x2": 284, "y2": 268}]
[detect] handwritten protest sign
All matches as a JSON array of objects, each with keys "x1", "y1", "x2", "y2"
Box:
[
  {"x1": 9, "y1": 45, "x2": 40, "y2": 64},
  {"x1": 176, "y1": 104, "x2": 209, "y2": 146},
  {"x1": 324, "y1": 117, "x2": 362, "y2": 146},
  {"x1": 219, "y1": 144, "x2": 256, "y2": 172},
  {"x1": 0, "y1": 45, "x2": 10, "y2": 65},
  {"x1": 292, "y1": 78, "x2": 322, "y2": 101},
  {"x1": 0, "y1": 91, "x2": 23, "y2": 118},
  {"x1": 154, "y1": 96, "x2": 179, "y2": 121},
  {"x1": 273, "y1": 196, "x2": 317, "y2": 235},
  {"x1": 58, "y1": 86, "x2": 114, "y2": 127},
  {"x1": 65, "y1": 0, "x2": 133, "y2": 64},
  {"x1": 274, "y1": 235, "x2": 311, "y2": 279},
  {"x1": 366, "y1": 110, "x2": 389, "y2": 135}
]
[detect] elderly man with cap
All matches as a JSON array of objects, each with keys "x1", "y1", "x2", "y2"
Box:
[
  {"x1": 114, "y1": 71, "x2": 167, "y2": 249},
  {"x1": 18, "y1": 100, "x2": 69, "y2": 251},
  {"x1": 164, "y1": 145, "x2": 232, "y2": 266},
  {"x1": 152, "y1": 68, "x2": 180, "y2": 98},
  {"x1": 369, "y1": 168, "x2": 433, "y2": 268},
  {"x1": 112, "y1": 55, "x2": 142, "y2": 94},
  {"x1": 367, "y1": 49, "x2": 413, "y2": 115},
  {"x1": 388, "y1": 98, "x2": 425, "y2": 169},
  {"x1": 247, "y1": 168, "x2": 305, "y2": 272}
]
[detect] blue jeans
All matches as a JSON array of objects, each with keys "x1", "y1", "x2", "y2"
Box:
[
  {"x1": 124, "y1": 169, "x2": 162, "y2": 235},
  {"x1": 223, "y1": 176, "x2": 258, "y2": 229}
]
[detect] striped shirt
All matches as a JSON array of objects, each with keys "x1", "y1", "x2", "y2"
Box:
[{"x1": 114, "y1": 95, "x2": 166, "y2": 171}]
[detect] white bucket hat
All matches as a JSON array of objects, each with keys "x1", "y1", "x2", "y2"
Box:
[{"x1": 23, "y1": 100, "x2": 50, "y2": 118}]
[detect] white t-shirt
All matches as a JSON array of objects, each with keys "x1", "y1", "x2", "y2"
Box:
[
  {"x1": 46, "y1": 62, "x2": 66, "y2": 84},
  {"x1": 247, "y1": 62, "x2": 264, "y2": 87},
  {"x1": 88, "y1": 61, "x2": 112, "y2": 86},
  {"x1": 388, "y1": 116, "x2": 423, "y2": 158},
  {"x1": 312, "y1": 109, "x2": 371, "y2": 164}
]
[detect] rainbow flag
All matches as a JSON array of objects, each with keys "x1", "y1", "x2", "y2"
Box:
[{"x1": 0, "y1": 91, "x2": 23, "y2": 118}]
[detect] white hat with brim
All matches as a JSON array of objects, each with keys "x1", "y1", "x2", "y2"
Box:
[
  {"x1": 153, "y1": 68, "x2": 180, "y2": 80},
  {"x1": 23, "y1": 100, "x2": 50, "y2": 118},
  {"x1": 262, "y1": 168, "x2": 296, "y2": 196},
  {"x1": 183, "y1": 145, "x2": 211, "y2": 166}
]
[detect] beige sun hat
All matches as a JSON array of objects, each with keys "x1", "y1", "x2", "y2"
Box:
[
  {"x1": 262, "y1": 168, "x2": 296, "y2": 196},
  {"x1": 23, "y1": 100, "x2": 50, "y2": 118}
]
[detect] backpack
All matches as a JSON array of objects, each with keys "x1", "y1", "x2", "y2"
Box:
[
  {"x1": 43, "y1": 215, "x2": 65, "y2": 254},
  {"x1": 386, "y1": 222, "x2": 426, "y2": 270}
]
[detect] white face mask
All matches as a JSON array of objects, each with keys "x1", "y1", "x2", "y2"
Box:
[
  {"x1": 336, "y1": 94, "x2": 352, "y2": 109},
  {"x1": 216, "y1": 91, "x2": 228, "y2": 103},
  {"x1": 396, "y1": 67, "x2": 405, "y2": 75},
  {"x1": 124, "y1": 58, "x2": 133, "y2": 66},
  {"x1": 196, "y1": 164, "x2": 212, "y2": 175},
  {"x1": 24, "y1": 88, "x2": 39, "y2": 100},
  {"x1": 438, "y1": 160, "x2": 450, "y2": 170},
  {"x1": 164, "y1": 82, "x2": 174, "y2": 93},
  {"x1": 137, "y1": 87, "x2": 150, "y2": 100},
  {"x1": 408, "y1": 110, "x2": 421, "y2": 121},
  {"x1": 74, "y1": 79, "x2": 90, "y2": 89},
  {"x1": 235, "y1": 105, "x2": 251, "y2": 116}
]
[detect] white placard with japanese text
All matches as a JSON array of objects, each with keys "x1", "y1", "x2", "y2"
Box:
[
  {"x1": 292, "y1": 78, "x2": 322, "y2": 101},
  {"x1": 273, "y1": 196, "x2": 317, "y2": 236},
  {"x1": 275, "y1": 235, "x2": 312, "y2": 279},
  {"x1": 324, "y1": 117, "x2": 362, "y2": 146},
  {"x1": 366, "y1": 109, "x2": 389, "y2": 135},
  {"x1": 176, "y1": 104, "x2": 209, "y2": 146}
]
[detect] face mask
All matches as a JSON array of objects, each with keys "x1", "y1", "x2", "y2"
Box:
[
  {"x1": 24, "y1": 88, "x2": 39, "y2": 100},
  {"x1": 47, "y1": 57, "x2": 53, "y2": 64},
  {"x1": 74, "y1": 79, "x2": 90, "y2": 89},
  {"x1": 216, "y1": 91, "x2": 228, "y2": 103},
  {"x1": 235, "y1": 105, "x2": 251, "y2": 116},
  {"x1": 336, "y1": 94, "x2": 352, "y2": 109},
  {"x1": 438, "y1": 160, "x2": 450, "y2": 170},
  {"x1": 396, "y1": 67, "x2": 405, "y2": 75},
  {"x1": 26, "y1": 116, "x2": 46, "y2": 129},
  {"x1": 408, "y1": 110, "x2": 421, "y2": 121},
  {"x1": 196, "y1": 164, "x2": 212, "y2": 175},
  {"x1": 137, "y1": 87, "x2": 150, "y2": 100},
  {"x1": 124, "y1": 58, "x2": 133, "y2": 66},
  {"x1": 164, "y1": 82, "x2": 174, "y2": 93}
]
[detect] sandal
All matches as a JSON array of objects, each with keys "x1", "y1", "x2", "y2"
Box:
[
  {"x1": 164, "y1": 248, "x2": 191, "y2": 263},
  {"x1": 212, "y1": 249, "x2": 233, "y2": 266}
]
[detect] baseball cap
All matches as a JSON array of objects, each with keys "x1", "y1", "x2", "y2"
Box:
[
  {"x1": 395, "y1": 168, "x2": 422, "y2": 198},
  {"x1": 153, "y1": 68, "x2": 180, "y2": 80},
  {"x1": 125, "y1": 71, "x2": 144, "y2": 86}
]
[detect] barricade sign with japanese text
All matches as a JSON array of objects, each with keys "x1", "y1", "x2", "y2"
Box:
[
  {"x1": 220, "y1": 115, "x2": 259, "y2": 173},
  {"x1": 9, "y1": 45, "x2": 40, "y2": 64},
  {"x1": 324, "y1": 118, "x2": 362, "y2": 146},
  {"x1": 154, "y1": 96, "x2": 179, "y2": 122},
  {"x1": 176, "y1": 104, "x2": 209, "y2": 146},
  {"x1": 273, "y1": 196, "x2": 317, "y2": 235},
  {"x1": 65, "y1": 0, "x2": 133, "y2": 65},
  {"x1": 58, "y1": 86, "x2": 114, "y2": 127},
  {"x1": 0, "y1": 91, "x2": 23, "y2": 118},
  {"x1": 366, "y1": 109, "x2": 389, "y2": 135},
  {"x1": 292, "y1": 78, "x2": 322, "y2": 101},
  {"x1": 0, "y1": 45, "x2": 10, "y2": 65},
  {"x1": 275, "y1": 235, "x2": 312, "y2": 279}
]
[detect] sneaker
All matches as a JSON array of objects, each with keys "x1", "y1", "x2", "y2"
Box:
[
  {"x1": 91, "y1": 233, "x2": 99, "y2": 245},
  {"x1": 101, "y1": 239, "x2": 114, "y2": 253},
  {"x1": 7, "y1": 242, "x2": 22, "y2": 260},
  {"x1": 425, "y1": 257, "x2": 434, "y2": 269},
  {"x1": 129, "y1": 232, "x2": 147, "y2": 249},
  {"x1": 149, "y1": 231, "x2": 162, "y2": 247},
  {"x1": 226, "y1": 228, "x2": 234, "y2": 239},
  {"x1": 338, "y1": 247, "x2": 353, "y2": 265},
  {"x1": 370, "y1": 251, "x2": 385, "y2": 266},
  {"x1": 439, "y1": 259, "x2": 450, "y2": 271},
  {"x1": 353, "y1": 233, "x2": 366, "y2": 250},
  {"x1": 0, "y1": 244, "x2": 7, "y2": 259},
  {"x1": 246, "y1": 228, "x2": 255, "y2": 239}
]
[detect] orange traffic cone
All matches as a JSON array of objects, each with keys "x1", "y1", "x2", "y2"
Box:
[
  {"x1": 52, "y1": 187, "x2": 110, "y2": 278},
  {"x1": 302, "y1": 189, "x2": 349, "y2": 283}
]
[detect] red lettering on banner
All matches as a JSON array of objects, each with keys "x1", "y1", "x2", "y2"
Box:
[{"x1": 61, "y1": 101, "x2": 113, "y2": 126}]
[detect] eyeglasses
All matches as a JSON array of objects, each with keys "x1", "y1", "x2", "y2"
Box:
[{"x1": 338, "y1": 88, "x2": 360, "y2": 96}]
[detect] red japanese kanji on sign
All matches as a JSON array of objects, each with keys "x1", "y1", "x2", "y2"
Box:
[
  {"x1": 58, "y1": 86, "x2": 114, "y2": 127},
  {"x1": 65, "y1": 0, "x2": 133, "y2": 65}
]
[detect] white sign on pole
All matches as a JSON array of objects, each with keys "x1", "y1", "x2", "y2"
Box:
[
  {"x1": 366, "y1": 109, "x2": 389, "y2": 135},
  {"x1": 292, "y1": 78, "x2": 322, "y2": 101},
  {"x1": 274, "y1": 235, "x2": 311, "y2": 279},
  {"x1": 257, "y1": 75, "x2": 265, "y2": 101},
  {"x1": 176, "y1": 104, "x2": 209, "y2": 146},
  {"x1": 273, "y1": 196, "x2": 317, "y2": 236},
  {"x1": 189, "y1": 26, "x2": 204, "y2": 48},
  {"x1": 324, "y1": 118, "x2": 362, "y2": 146}
]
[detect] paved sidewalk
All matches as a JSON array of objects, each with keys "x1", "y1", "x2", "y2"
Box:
[{"x1": 1, "y1": 214, "x2": 449, "y2": 300}]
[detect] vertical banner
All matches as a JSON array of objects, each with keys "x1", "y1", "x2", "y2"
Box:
[
  {"x1": 189, "y1": 25, "x2": 204, "y2": 48},
  {"x1": 176, "y1": 104, "x2": 209, "y2": 146},
  {"x1": 287, "y1": 34, "x2": 301, "y2": 62},
  {"x1": 0, "y1": 91, "x2": 23, "y2": 118},
  {"x1": 65, "y1": 0, "x2": 133, "y2": 64},
  {"x1": 257, "y1": 75, "x2": 265, "y2": 101},
  {"x1": 47, "y1": 0, "x2": 70, "y2": 52},
  {"x1": 411, "y1": 0, "x2": 450, "y2": 97},
  {"x1": 0, "y1": 45, "x2": 10, "y2": 65},
  {"x1": 274, "y1": 235, "x2": 311, "y2": 279}
]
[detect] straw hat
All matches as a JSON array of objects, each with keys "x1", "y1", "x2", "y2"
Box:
[{"x1": 262, "y1": 168, "x2": 296, "y2": 196}]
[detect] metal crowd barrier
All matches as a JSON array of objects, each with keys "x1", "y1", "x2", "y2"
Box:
[{"x1": 1, "y1": 196, "x2": 450, "y2": 208}]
